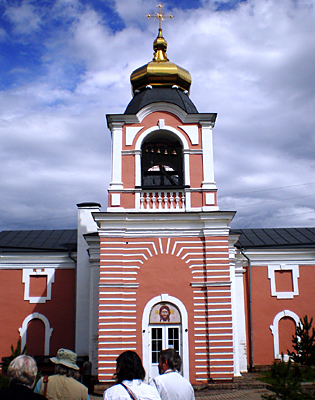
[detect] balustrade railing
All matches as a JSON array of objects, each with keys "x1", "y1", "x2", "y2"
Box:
[{"x1": 140, "y1": 190, "x2": 185, "y2": 211}]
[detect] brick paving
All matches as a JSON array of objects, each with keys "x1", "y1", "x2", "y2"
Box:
[
  {"x1": 91, "y1": 388, "x2": 270, "y2": 400},
  {"x1": 195, "y1": 388, "x2": 270, "y2": 399},
  {"x1": 91, "y1": 372, "x2": 272, "y2": 400}
]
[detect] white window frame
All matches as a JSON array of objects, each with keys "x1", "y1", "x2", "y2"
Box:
[
  {"x1": 268, "y1": 264, "x2": 299, "y2": 299},
  {"x1": 22, "y1": 268, "x2": 55, "y2": 304},
  {"x1": 142, "y1": 294, "x2": 189, "y2": 382}
]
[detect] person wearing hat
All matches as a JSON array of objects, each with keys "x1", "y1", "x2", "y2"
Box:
[{"x1": 34, "y1": 348, "x2": 89, "y2": 400}]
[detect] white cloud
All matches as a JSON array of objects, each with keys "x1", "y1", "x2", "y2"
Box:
[
  {"x1": 0, "y1": 0, "x2": 315, "y2": 229},
  {"x1": 4, "y1": 1, "x2": 42, "y2": 35}
]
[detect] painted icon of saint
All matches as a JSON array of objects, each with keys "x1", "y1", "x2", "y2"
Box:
[{"x1": 159, "y1": 305, "x2": 171, "y2": 322}]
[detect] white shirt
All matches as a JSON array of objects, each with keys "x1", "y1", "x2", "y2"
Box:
[
  {"x1": 104, "y1": 379, "x2": 161, "y2": 400},
  {"x1": 150, "y1": 370, "x2": 195, "y2": 400}
]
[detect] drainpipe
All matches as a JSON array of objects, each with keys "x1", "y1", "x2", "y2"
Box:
[{"x1": 241, "y1": 249, "x2": 254, "y2": 372}]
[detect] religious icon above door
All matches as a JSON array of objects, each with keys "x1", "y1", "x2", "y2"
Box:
[{"x1": 149, "y1": 302, "x2": 181, "y2": 324}]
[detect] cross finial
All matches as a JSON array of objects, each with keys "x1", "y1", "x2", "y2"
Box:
[{"x1": 147, "y1": 4, "x2": 173, "y2": 30}]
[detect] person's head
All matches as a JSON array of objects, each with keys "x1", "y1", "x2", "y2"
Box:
[
  {"x1": 158, "y1": 349, "x2": 182, "y2": 374},
  {"x1": 115, "y1": 351, "x2": 145, "y2": 383},
  {"x1": 50, "y1": 348, "x2": 79, "y2": 377},
  {"x1": 7, "y1": 355, "x2": 38, "y2": 388},
  {"x1": 159, "y1": 305, "x2": 170, "y2": 322}
]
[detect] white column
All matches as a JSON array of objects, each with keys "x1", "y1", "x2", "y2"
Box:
[
  {"x1": 183, "y1": 150, "x2": 190, "y2": 188},
  {"x1": 135, "y1": 150, "x2": 141, "y2": 187},
  {"x1": 234, "y1": 259, "x2": 248, "y2": 373},
  {"x1": 200, "y1": 122, "x2": 217, "y2": 190},
  {"x1": 110, "y1": 123, "x2": 124, "y2": 189},
  {"x1": 76, "y1": 203, "x2": 101, "y2": 361}
]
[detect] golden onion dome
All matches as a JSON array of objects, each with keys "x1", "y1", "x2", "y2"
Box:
[{"x1": 130, "y1": 28, "x2": 192, "y2": 94}]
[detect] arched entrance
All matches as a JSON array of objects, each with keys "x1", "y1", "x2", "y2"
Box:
[{"x1": 142, "y1": 294, "x2": 189, "y2": 382}]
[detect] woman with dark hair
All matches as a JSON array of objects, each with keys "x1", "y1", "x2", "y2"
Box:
[{"x1": 103, "y1": 351, "x2": 161, "y2": 400}]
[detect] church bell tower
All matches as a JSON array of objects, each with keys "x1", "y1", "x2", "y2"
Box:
[
  {"x1": 107, "y1": 26, "x2": 218, "y2": 212},
  {"x1": 92, "y1": 7, "x2": 245, "y2": 385}
]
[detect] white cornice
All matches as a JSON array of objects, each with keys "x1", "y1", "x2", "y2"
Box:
[
  {"x1": 237, "y1": 248, "x2": 315, "y2": 265},
  {"x1": 93, "y1": 211, "x2": 235, "y2": 237},
  {"x1": 0, "y1": 252, "x2": 76, "y2": 269},
  {"x1": 106, "y1": 108, "x2": 217, "y2": 127}
]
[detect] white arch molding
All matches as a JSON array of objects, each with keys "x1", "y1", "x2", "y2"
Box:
[
  {"x1": 19, "y1": 313, "x2": 53, "y2": 355},
  {"x1": 142, "y1": 294, "x2": 189, "y2": 383},
  {"x1": 135, "y1": 126, "x2": 190, "y2": 190},
  {"x1": 270, "y1": 310, "x2": 299, "y2": 361},
  {"x1": 135, "y1": 125, "x2": 189, "y2": 150}
]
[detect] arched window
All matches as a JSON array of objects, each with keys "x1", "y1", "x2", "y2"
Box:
[
  {"x1": 19, "y1": 313, "x2": 53, "y2": 356},
  {"x1": 270, "y1": 310, "x2": 299, "y2": 361},
  {"x1": 141, "y1": 132, "x2": 183, "y2": 189}
]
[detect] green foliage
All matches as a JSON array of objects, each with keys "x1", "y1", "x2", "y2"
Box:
[
  {"x1": 2, "y1": 339, "x2": 27, "y2": 373},
  {"x1": 262, "y1": 357, "x2": 315, "y2": 400},
  {"x1": 10, "y1": 338, "x2": 27, "y2": 358},
  {"x1": 262, "y1": 356, "x2": 301, "y2": 399},
  {"x1": 288, "y1": 316, "x2": 315, "y2": 367}
]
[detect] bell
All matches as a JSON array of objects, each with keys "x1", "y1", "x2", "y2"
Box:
[
  {"x1": 163, "y1": 147, "x2": 168, "y2": 155},
  {"x1": 151, "y1": 147, "x2": 155, "y2": 153},
  {"x1": 157, "y1": 147, "x2": 161, "y2": 154},
  {"x1": 171, "y1": 148, "x2": 177, "y2": 156}
]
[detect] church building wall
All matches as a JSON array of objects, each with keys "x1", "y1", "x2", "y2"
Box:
[
  {"x1": 240, "y1": 249, "x2": 315, "y2": 367},
  {"x1": 95, "y1": 210, "x2": 236, "y2": 385},
  {"x1": 0, "y1": 260, "x2": 75, "y2": 361}
]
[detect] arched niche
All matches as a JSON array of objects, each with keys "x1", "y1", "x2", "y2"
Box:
[
  {"x1": 141, "y1": 130, "x2": 184, "y2": 189},
  {"x1": 270, "y1": 310, "x2": 299, "y2": 361},
  {"x1": 19, "y1": 313, "x2": 53, "y2": 356}
]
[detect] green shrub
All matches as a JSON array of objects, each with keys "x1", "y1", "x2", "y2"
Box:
[{"x1": 288, "y1": 316, "x2": 315, "y2": 367}]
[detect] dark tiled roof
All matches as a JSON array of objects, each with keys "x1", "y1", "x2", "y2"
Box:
[
  {"x1": 232, "y1": 228, "x2": 315, "y2": 249},
  {"x1": 1, "y1": 228, "x2": 315, "y2": 253},
  {"x1": 0, "y1": 230, "x2": 77, "y2": 252},
  {"x1": 124, "y1": 87, "x2": 198, "y2": 114}
]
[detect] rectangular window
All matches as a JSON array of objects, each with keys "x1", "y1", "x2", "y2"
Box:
[
  {"x1": 151, "y1": 328, "x2": 162, "y2": 363},
  {"x1": 168, "y1": 327, "x2": 179, "y2": 352}
]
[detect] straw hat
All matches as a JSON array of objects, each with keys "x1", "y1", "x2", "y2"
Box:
[{"x1": 50, "y1": 348, "x2": 79, "y2": 370}]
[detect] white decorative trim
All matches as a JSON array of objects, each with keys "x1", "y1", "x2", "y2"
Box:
[
  {"x1": 268, "y1": 264, "x2": 299, "y2": 299},
  {"x1": 22, "y1": 268, "x2": 55, "y2": 303},
  {"x1": 126, "y1": 126, "x2": 143, "y2": 146},
  {"x1": 136, "y1": 103, "x2": 188, "y2": 123},
  {"x1": 191, "y1": 281, "x2": 231, "y2": 287},
  {"x1": 19, "y1": 313, "x2": 53, "y2": 355},
  {"x1": 270, "y1": 310, "x2": 299, "y2": 360},
  {"x1": 205, "y1": 193, "x2": 215, "y2": 205},
  {"x1": 110, "y1": 123, "x2": 124, "y2": 190},
  {"x1": 111, "y1": 193, "x2": 121, "y2": 206},
  {"x1": 158, "y1": 119, "x2": 165, "y2": 129},
  {"x1": 201, "y1": 124, "x2": 216, "y2": 190},
  {"x1": 135, "y1": 126, "x2": 190, "y2": 203},
  {"x1": 135, "y1": 126, "x2": 189, "y2": 150},
  {"x1": 179, "y1": 125, "x2": 199, "y2": 145},
  {"x1": 142, "y1": 294, "x2": 189, "y2": 382}
]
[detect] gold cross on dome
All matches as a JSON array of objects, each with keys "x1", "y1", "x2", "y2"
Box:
[{"x1": 147, "y1": 4, "x2": 173, "y2": 30}]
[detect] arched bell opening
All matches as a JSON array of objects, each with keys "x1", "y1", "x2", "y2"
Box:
[{"x1": 141, "y1": 131, "x2": 184, "y2": 189}]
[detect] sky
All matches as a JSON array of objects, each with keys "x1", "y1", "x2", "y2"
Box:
[{"x1": 0, "y1": 0, "x2": 315, "y2": 231}]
